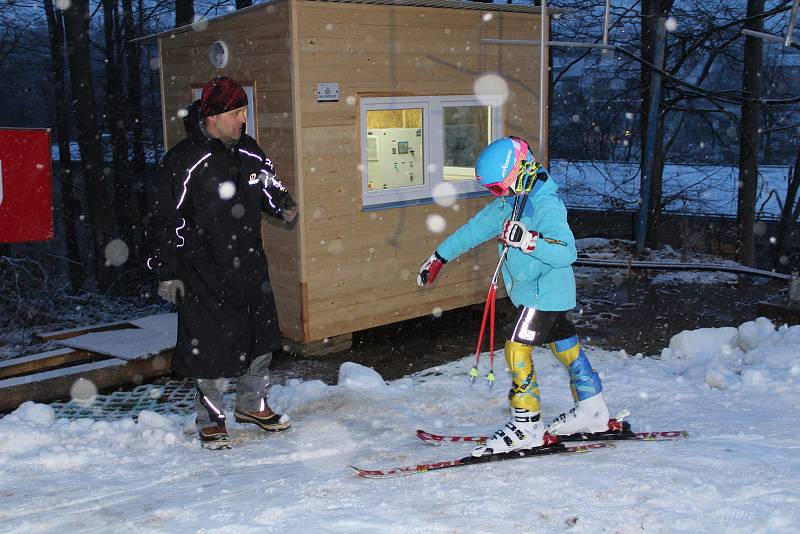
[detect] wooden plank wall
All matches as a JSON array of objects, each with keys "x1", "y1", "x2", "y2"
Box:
[
  {"x1": 158, "y1": 1, "x2": 305, "y2": 340},
  {"x1": 293, "y1": 1, "x2": 545, "y2": 341}
]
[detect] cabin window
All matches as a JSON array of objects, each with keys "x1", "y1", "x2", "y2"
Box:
[
  {"x1": 442, "y1": 104, "x2": 493, "y2": 183},
  {"x1": 365, "y1": 107, "x2": 426, "y2": 192},
  {"x1": 360, "y1": 95, "x2": 503, "y2": 209}
]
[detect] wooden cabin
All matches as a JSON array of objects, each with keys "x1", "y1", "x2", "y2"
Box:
[{"x1": 152, "y1": 0, "x2": 548, "y2": 354}]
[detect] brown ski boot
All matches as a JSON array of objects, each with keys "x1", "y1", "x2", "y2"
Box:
[
  {"x1": 234, "y1": 406, "x2": 291, "y2": 432},
  {"x1": 199, "y1": 423, "x2": 231, "y2": 450}
]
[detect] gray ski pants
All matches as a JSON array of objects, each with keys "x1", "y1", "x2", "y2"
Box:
[{"x1": 194, "y1": 352, "x2": 272, "y2": 430}]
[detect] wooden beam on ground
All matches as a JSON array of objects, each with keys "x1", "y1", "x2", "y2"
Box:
[
  {"x1": 36, "y1": 322, "x2": 140, "y2": 341},
  {"x1": 282, "y1": 333, "x2": 353, "y2": 357},
  {"x1": 0, "y1": 347, "x2": 110, "y2": 380},
  {"x1": 0, "y1": 351, "x2": 173, "y2": 414}
]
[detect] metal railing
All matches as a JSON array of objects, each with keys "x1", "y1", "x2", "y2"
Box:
[{"x1": 575, "y1": 256, "x2": 793, "y2": 281}]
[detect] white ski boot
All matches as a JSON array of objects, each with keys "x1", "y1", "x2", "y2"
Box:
[
  {"x1": 471, "y1": 409, "x2": 545, "y2": 457},
  {"x1": 547, "y1": 393, "x2": 609, "y2": 436}
]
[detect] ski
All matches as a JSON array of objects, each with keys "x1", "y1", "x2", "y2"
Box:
[
  {"x1": 416, "y1": 419, "x2": 688, "y2": 446},
  {"x1": 350, "y1": 442, "x2": 612, "y2": 479}
]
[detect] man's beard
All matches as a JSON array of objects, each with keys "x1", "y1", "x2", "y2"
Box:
[{"x1": 221, "y1": 124, "x2": 245, "y2": 146}]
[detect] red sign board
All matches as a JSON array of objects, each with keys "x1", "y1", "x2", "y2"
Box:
[{"x1": 0, "y1": 129, "x2": 53, "y2": 243}]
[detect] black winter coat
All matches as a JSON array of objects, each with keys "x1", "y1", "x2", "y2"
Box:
[{"x1": 148, "y1": 104, "x2": 296, "y2": 378}]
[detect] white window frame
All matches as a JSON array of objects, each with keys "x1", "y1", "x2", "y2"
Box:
[
  {"x1": 360, "y1": 95, "x2": 504, "y2": 210},
  {"x1": 360, "y1": 97, "x2": 431, "y2": 208}
]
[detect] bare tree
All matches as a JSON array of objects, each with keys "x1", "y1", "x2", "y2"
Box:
[
  {"x1": 175, "y1": 0, "x2": 194, "y2": 27},
  {"x1": 0, "y1": 1, "x2": 29, "y2": 65},
  {"x1": 639, "y1": 0, "x2": 673, "y2": 249},
  {"x1": 63, "y1": 0, "x2": 115, "y2": 289},
  {"x1": 771, "y1": 146, "x2": 800, "y2": 270},
  {"x1": 549, "y1": 0, "x2": 799, "y2": 263},
  {"x1": 737, "y1": 0, "x2": 764, "y2": 267},
  {"x1": 103, "y1": 0, "x2": 133, "y2": 242},
  {"x1": 123, "y1": 0, "x2": 146, "y2": 176},
  {"x1": 44, "y1": 0, "x2": 82, "y2": 292}
]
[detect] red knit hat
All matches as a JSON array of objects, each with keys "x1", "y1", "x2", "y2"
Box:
[{"x1": 199, "y1": 76, "x2": 247, "y2": 117}]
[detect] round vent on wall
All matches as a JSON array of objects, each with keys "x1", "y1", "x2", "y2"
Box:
[{"x1": 208, "y1": 41, "x2": 229, "y2": 69}]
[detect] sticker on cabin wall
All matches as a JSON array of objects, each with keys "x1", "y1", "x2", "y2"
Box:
[{"x1": 316, "y1": 83, "x2": 339, "y2": 102}]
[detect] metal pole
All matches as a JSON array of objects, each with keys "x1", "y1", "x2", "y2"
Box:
[
  {"x1": 785, "y1": 0, "x2": 799, "y2": 48},
  {"x1": 603, "y1": 0, "x2": 612, "y2": 47},
  {"x1": 481, "y1": 38, "x2": 616, "y2": 50},
  {"x1": 636, "y1": 17, "x2": 666, "y2": 254},
  {"x1": 742, "y1": 28, "x2": 784, "y2": 44},
  {"x1": 574, "y1": 257, "x2": 793, "y2": 280}
]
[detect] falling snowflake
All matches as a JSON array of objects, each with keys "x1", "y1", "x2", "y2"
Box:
[
  {"x1": 218, "y1": 181, "x2": 236, "y2": 200},
  {"x1": 191, "y1": 16, "x2": 209, "y2": 32},
  {"x1": 70, "y1": 378, "x2": 97, "y2": 404},
  {"x1": 474, "y1": 73, "x2": 509, "y2": 106},
  {"x1": 426, "y1": 213, "x2": 447, "y2": 234},
  {"x1": 104, "y1": 239, "x2": 129, "y2": 267},
  {"x1": 432, "y1": 183, "x2": 458, "y2": 208}
]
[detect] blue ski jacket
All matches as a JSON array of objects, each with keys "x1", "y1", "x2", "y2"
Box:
[{"x1": 436, "y1": 171, "x2": 577, "y2": 311}]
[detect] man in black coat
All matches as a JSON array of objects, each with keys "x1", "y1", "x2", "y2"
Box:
[{"x1": 148, "y1": 76, "x2": 297, "y2": 449}]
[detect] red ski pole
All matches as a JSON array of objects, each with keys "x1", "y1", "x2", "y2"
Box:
[
  {"x1": 470, "y1": 255, "x2": 503, "y2": 386},
  {"x1": 470, "y1": 283, "x2": 494, "y2": 383},
  {"x1": 487, "y1": 282, "x2": 497, "y2": 387}
]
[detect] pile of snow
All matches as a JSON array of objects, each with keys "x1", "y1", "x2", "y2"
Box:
[
  {"x1": 337, "y1": 361, "x2": 388, "y2": 391},
  {"x1": 0, "y1": 319, "x2": 798, "y2": 532},
  {"x1": 662, "y1": 317, "x2": 800, "y2": 391},
  {"x1": 0, "y1": 405, "x2": 182, "y2": 466}
]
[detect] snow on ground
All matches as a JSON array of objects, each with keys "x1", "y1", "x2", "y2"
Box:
[
  {"x1": 650, "y1": 270, "x2": 740, "y2": 285},
  {"x1": 575, "y1": 238, "x2": 751, "y2": 286},
  {"x1": 1, "y1": 319, "x2": 799, "y2": 533}
]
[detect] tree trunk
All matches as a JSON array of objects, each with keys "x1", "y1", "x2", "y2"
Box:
[
  {"x1": 737, "y1": 0, "x2": 764, "y2": 267},
  {"x1": 647, "y1": 115, "x2": 666, "y2": 249},
  {"x1": 236, "y1": 0, "x2": 252, "y2": 8},
  {"x1": 63, "y1": 0, "x2": 114, "y2": 289},
  {"x1": 122, "y1": 0, "x2": 147, "y2": 261},
  {"x1": 638, "y1": 0, "x2": 671, "y2": 252},
  {"x1": 772, "y1": 147, "x2": 800, "y2": 271},
  {"x1": 123, "y1": 0, "x2": 145, "y2": 175},
  {"x1": 175, "y1": 0, "x2": 194, "y2": 27},
  {"x1": 44, "y1": 0, "x2": 82, "y2": 292},
  {"x1": 103, "y1": 0, "x2": 132, "y2": 247}
]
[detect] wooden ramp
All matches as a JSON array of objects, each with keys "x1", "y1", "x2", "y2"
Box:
[{"x1": 0, "y1": 314, "x2": 176, "y2": 414}]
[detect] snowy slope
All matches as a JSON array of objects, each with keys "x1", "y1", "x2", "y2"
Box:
[{"x1": 1, "y1": 319, "x2": 799, "y2": 533}]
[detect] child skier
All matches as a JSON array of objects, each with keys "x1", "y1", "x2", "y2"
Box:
[{"x1": 416, "y1": 136, "x2": 610, "y2": 456}]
